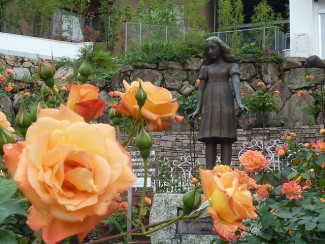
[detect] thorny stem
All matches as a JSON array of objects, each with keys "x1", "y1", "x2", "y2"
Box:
[
  {"x1": 138, "y1": 156, "x2": 148, "y2": 232},
  {"x1": 83, "y1": 213, "x2": 200, "y2": 244},
  {"x1": 123, "y1": 108, "x2": 142, "y2": 147},
  {"x1": 50, "y1": 86, "x2": 64, "y2": 104}
]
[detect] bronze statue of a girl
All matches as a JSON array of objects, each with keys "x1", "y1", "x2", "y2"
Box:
[{"x1": 189, "y1": 36, "x2": 248, "y2": 169}]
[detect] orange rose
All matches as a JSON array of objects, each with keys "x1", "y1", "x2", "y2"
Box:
[
  {"x1": 281, "y1": 181, "x2": 302, "y2": 200},
  {"x1": 3, "y1": 105, "x2": 136, "y2": 244},
  {"x1": 320, "y1": 129, "x2": 325, "y2": 135},
  {"x1": 312, "y1": 140, "x2": 325, "y2": 152},
  {"x1": 239, "y1": 150, "x2": 270, "y2": 173},
  {"x1": 200, "y1": 168, "x2": 257, "y2": 241},
  {"x1": 297, "y1": 90, "x2": 307, "y2": 97},
  {"x1": 67, "y1": 83, "x2": 105, "y2": 122},
  {"x1": 5, "y1": 68, "x2": 13, "y2": 76},
  {"x1": 190, "y1": 177, "x2": 198, "y2": 185},
  {"x1": 110, "y1": 79, "x2": 183, "y2": 131},
  {"x1": 119, "y1": 202, "x2": 128, "y2": 211},
  {"x1": 257, "y1": 81, "x2": 265, "y2": 87},
  {"x1": 144, "y1": 197, "x2": 152, "y2": 206}
]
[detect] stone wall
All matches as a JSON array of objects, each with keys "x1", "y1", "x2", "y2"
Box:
[{"x1": 113, "y1": 54, "x2": 325, "y2": 129}]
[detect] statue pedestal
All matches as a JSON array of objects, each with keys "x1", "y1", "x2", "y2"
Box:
[{"x1": 149, "y1": 193, "x2": 219, "y2": 244}]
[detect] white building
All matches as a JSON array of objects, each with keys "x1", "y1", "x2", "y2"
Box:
[{"x1": 290, "y1": 0, "x2": 325, "y2": 58}]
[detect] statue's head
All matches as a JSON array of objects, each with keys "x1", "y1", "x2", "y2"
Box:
[{"x1": 203, "y1": 36, "x2": 236, "y2": 64}]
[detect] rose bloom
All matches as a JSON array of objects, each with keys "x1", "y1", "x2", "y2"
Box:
[
  {"x1": 67, "y1": 83, "x2": 105, "y2": 122},
  {"x1": 281, "y1": 181, "x2": 302, "y2": 200},
  {"x1": 239, "y1": 150, "x2": 270, "y2": 173},
  {"x1": 277, "y1": 149, "x2": 285, "y2": 157},
  {"x1": 0, "y1": 111, "x2": 14, "y2": 132},
  {"x1": 257, "y1": 187, "x2": 269, "y2": 199},
  {"x1": 190, "y1": 177, "x2": 198, "y2": 185},
  {"x1": 144, "y1": 197, "x2": 152, "y2": 206},
  {"x1": 119, "y1": 202, "x2": 128, "y2": 211},
  {"x1": 5, "y1": 68, "x2": 13, "y2": 76},
  {"x1": 196, "y1": 79, "x2": 200, "y2": 85},
  {"x1": 110, "y1": 79, "x2": 183, "y2": 131},
  {"x1": 312, "y1": 140, "x2": 325, "y2": 152},
  {"x1": 200, "y1": 167, "x2": 257, "y2": 241},
  {"x1": 256, "y1": 184, "x2": 273, "y2": 199},
  {"x1": 274, "y1": 90, "x2": 280, "y2": 95},
  {"x1": 306, "y1": 75, "x2": 313, "y2": 80},
  {"x1": 257, "y1": 81, "x2": 265, "y2": 87},
  {"x1": 286, "y1": 135, "x2": 292, "y2": 140},
  {"x1": 290, "y1": 132, "x2": 296, "y2": 136},
  {"x1": 320, "y1": 129, "x2": 325, "y2": 135},
  {"x1": 297, "y1": 90, "x2": 307, "y2": 97},
  {"x1": 0, "y1": 74, "x2": 7, "y2": 82},
  {"x1": 3, "y1": 105, "x2": 136, "y2": 243}
]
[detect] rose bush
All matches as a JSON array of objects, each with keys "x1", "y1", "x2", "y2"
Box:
[
  {"x1": 110, "y1": 79, "x2": 183, "y2": 131},
  {"x1": 3, "y1": 104, "x2": 136, "y2": 243},
  {"x1": 199, "y1": 165, "x2": 257, "y2": 241},
  {"x1": 67, "y1": 83, "x2": 105, "y2": 122}
]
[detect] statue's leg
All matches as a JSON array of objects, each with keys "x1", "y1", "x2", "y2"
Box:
[
  {"x1": 221, "y1": 140, "x2": 232, "y2": 165},
  {"x1": 205, "y1": 140, "x2": 217, "y2": 170}
]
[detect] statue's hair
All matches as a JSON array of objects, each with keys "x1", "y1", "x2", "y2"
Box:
[{"x1": 203, "y1": 36, "x2": 237, "y2": 64}]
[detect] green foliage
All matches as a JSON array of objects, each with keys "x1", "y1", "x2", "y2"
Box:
[
  {"x1": 52, "y1": 57, "x2": 74, "y2": 70},
  {"x1": 301, "y1": 88, "x2": 325, "y2": 120},
  {"x1": 218, "y1": 0, "x2": 244, "y2": 31},
  {"x1": 178, "y1": 90, "x2": 200, "y2": 125},
  {"x1": 0, "y1": 176, "x2": 31, "y2": 243},
  {"x1": 185, "y1": 0, "x2": 210, "y2": 29},
  {"x1": 125, "y1": 31, "x2": 208, "y2": 64},
  {"x1": 250, "y1": 0, "x2": 283, "y2": 24},
  {"x1": 135, "y1": 0, "x2": 176, "y2": 26},
  {"x1": 99, "y1": 0, "x2": 124, "y2": 52},
  {"x1": 243, "y1": 90, "x2": 280, "y2": 115},
  {"x1": 235, "y1": 42, "x2": 262, "y2": 55}
]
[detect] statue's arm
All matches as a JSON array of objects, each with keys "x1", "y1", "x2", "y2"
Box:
[
  {"x1": 232, "y1": 74, "x2": 248, "y2": 112},
  {"x1": 189, "y1": 79, "x2": 206, "y2": 119}
]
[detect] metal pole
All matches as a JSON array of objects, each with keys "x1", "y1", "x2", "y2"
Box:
[
  {"x1": 139, "y1": 22, "x2": 142, "y2": 46},
  {"x1": 127, "y1": 188, "x2": 132, "y2": 232},
  {"x1": 124, "y1": 22, "x2": 128, "y2": 58},
  {"x1": 183, "y1": 26, "x2": 186, "y2": 41},
  {"x1": 214, "y1": 0, "x2": 216, "y2": 33},
  {"x1": 263, "y1": 27, "x2": 266, "y2": 50}
]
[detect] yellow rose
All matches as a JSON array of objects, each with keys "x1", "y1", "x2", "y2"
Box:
[
  {"x1": 3, "y1": 105, "x2": 137, "y2": 243},
  {"x1": 110, "y1": 79, "x2": 183, "y2": 131},
  {"x1": 199, "y1": 168, "x2": 257, "y2": 241},
  {"x1": 0, "y1": 111, "x2": 14, "y2": 132}
]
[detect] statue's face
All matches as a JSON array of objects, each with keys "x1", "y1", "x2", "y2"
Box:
[{"x1": 206, "y1": 41, "x2": 220, "y2": 59}]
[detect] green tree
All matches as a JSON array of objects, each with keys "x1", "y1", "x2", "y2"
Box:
[{"x1": 250, "y1": 0, "x2": 283, "y2": 49}]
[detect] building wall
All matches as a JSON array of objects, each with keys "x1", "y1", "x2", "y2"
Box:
[{"x1": 290, "y1": 0, "x2": 325, "y2": 58}]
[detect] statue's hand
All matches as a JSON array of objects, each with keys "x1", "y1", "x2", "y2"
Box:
[
  {"x1": 239, "y1": 104, "x2": 249, "y2": 113},
  {"x1": 189, "y1": 110, "x2": 199, "y2": 121}
]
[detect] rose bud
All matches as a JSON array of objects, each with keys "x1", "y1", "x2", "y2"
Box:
[
  {"x1": 135, "y1": 81, "x2": 147, "y2": 108},
  {"x1": 0, "y1": 127, "x2": 16, "y2": 155},
  {"x1": 135, "y1": 127, "x2": 153, "y2": 158},
  {"x1": 77, "y1": 60, "x2": 92, "y2": 84},
  {"x1": 30, "y1": 100, "x2": 48, "y2": 122},
  {"x1": 182, "y1": 186, "x2": 201, "y2": 214},
  {"x1": 38, "y1": 59, "x2": 55, "y2": 87}
]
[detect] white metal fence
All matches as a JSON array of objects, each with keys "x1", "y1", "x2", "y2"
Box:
[{"x1": 124, "y1": 22, "x2": 289, "y2": 56}]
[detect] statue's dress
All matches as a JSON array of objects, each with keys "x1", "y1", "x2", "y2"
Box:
[{"x1": 198, "y1": 62, "x2": 240, "y2": 143}]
